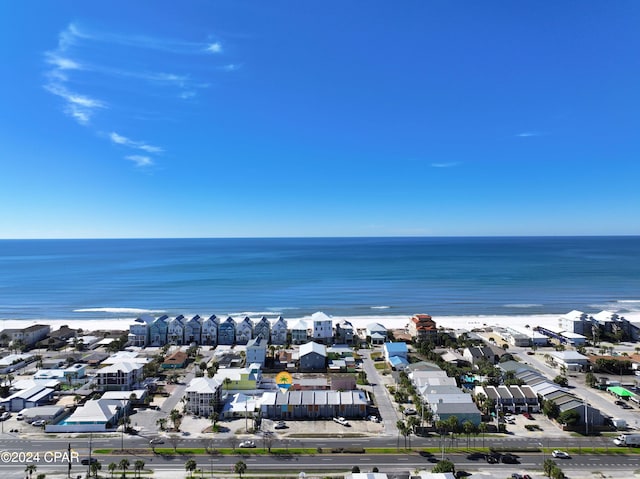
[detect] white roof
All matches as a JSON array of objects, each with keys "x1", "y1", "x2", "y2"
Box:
[
  {"x1": 310, "y1": 311, "x2": 332, "y2": 322},
  {"x1": 65, "y1": 399, "x2": 125, "y2": 424},
  {"x1": 289, "y1": 320, "x2": 308, "y2": 330},
  {"x1": 300, "y1": 341, "x2": 327, "y2": 357},
  {"x1": 185, "y1": 377, "x2": 222, "y2": 394},
  {"x1": 0, "y1": 353, "x2": 33, "y2": 366},
  {"x1": 101, "y1": 390, "x2": 146, "y2": 400},
  {"x1": 98, "y1": 362, "x2": 143, "y2": 374},
  {"x1": 101, "y1": 351, "x2": 150, "y2": 365}
]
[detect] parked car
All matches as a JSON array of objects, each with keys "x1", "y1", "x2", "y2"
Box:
[
  {"x1": 522, "y1": 412, "x2": 533, "y2": 420},
  {"x1": 81, "y1": 458, "x2": 98, "y2": 465},
  {"x1": 552, "y1": 450, "x2": 571, "y2": 459},
  {"x1": 403, "y1": 408, "x2": 417, "y2": 415},
  {"x1": 333, "y1": 416, "x2": 350, "y2": 426},
  {"x1": 31, "y1": 419, "x2": 46, "y2": 427},
  {"x1": 149, "y1": 438, "x2": 165, "y2": 444},
  {"x1": 274, "y1": 421, "x2": 287, "y2": 429},
  {"x1": 239, "y1": 440, "x2": 256, "y2": 448},
  {"x1": 368, "y1": 415, "x2": 380, "y2": 423},
  {"x1": 16, "y1": 413, "x2": 24, "y2": 421},
  {"x1": 0, "y1": 412, "x2": 11, "y2": 421}
]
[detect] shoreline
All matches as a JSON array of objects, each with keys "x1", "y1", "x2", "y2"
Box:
[{"x1": 2, "y1": 311, "x2": 639, "y2": 334}]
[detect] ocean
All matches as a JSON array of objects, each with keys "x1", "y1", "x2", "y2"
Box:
[{"x1": 1, "y1": 236, "x2": 639, "y2": 322}]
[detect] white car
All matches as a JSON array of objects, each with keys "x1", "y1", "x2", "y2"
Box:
[
  {"x1": 333, "y1": 416, "x2": 350, "y2": 426},
  {"x1": 31, "y1": 419, "x2": 46, "y2": 427},
  {"x1": 239, "y1": 440, "x2": 256, "y2": 448},
  {"x1": 552, "y1": 450, "x2": 570, "y2": 459}
]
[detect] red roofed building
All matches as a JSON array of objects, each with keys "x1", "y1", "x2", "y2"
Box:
[{"x1": 408, "y1": 314, "x2": 437, "y2": 342}]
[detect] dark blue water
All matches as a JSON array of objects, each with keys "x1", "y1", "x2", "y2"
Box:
[{"x1": 0, "y1": 236, "x2": 639, "y2": 320}]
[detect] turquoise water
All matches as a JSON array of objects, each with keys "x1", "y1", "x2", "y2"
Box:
[{"x1": 1, "y1": 236, "x2": 639, "y2": 320}]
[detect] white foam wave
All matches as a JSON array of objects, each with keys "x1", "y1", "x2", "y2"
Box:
[
  {"x1": 228, "y1": 311, "x2": 283, "y2": 317},
  {"x1": 74, "y1": 308, "x2": 165, "y2": 314},
  {"x1": 503, "y1": 304, "x2": 543, "y2": 308},
  {"x1": 616, "y1": 300, "x2": 640, "y2": 304},
  {"x1": 371, "y1": 306, "x2": 391, "y2": 310}
]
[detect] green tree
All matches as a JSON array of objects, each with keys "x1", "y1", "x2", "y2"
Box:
[
  {"x1": 234, "y1": 460, "x2": 247, "y2": 479},
  {"x1": 543, "y1": 400, "x2": 560, "y2": 420},
  {"x1": 91, "y1": 462, "x2": 102, "y2": 479},
  {"x1": 184, "y1": 459, "x2": 197, "y2": 478},
  {"x1": 169, "y1": 408, "x2": 183, "y2": 431},
  {"x1": 119, "y1": 459, "x2": 130, "y2": 479},
  {"x1": 396, "y1": 419, "x2": 410, "y2": 449},
  {"x1": 108, "y1": 462, "x2": 117, "y2": 478},
  {"x1": 133, "y1": 460, "x2": 144, "y2": 479},
  {"x1": 553, "y1": 375, "x2": 569, "y2": 387},
  {"x1": 478, "y1": 421, "x2": 488, "y2": 448},
  {"x1": 25, "y1": 464, "x2": 37, "y2": 479},
  {"x1": 432, "y1": 459, "x2": 455, "y2": 473},
  {"x1": 585, "y1": 371, "x2": 597, "y2": 388},
  {"x1": 558, "y1": 409, "x2": 581, "y2": 427}
]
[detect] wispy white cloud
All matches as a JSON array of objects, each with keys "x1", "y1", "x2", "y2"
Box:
[
  {"x1": 44, "y1": 83, "x2": 106, "y2": 125},
  {"x1": 206, "y1": 42, "x2": 223, "y2": 53},
  {"x1": 45, "y1": 53, "x2": 82, "y2": 70},
  {"x1": 179, "y1": 91, "x2": 196, "y2": 100},
  {"x1": 125, "y1": 155, "x2": 154, "y2": 167},
  {"x1": 109, "y1": 132, "x2": 163, "y2": 153},
  {"x1": 430, "y1": 162, "x2": 459, "y2": 168},
  {"x1": 220, "y1": 63, "x2": 241, "y2": 72},
  {"x1": 516, "y1": 131, "x2": 544, "y2": 137}
]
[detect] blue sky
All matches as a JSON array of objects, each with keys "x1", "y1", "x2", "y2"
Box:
[{"x1": 1, "y1": 1, "x2": 638, "y2": 238}]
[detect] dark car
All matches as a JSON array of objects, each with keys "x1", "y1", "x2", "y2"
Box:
[
  {"x1": 274, "y1": 421, "x2": 287, "y2": 429},
  {"x1": 501, "y1": 453, "x2": 519, "y2": 464},
  {"x1": 81, "y1": 458, "x2": 98, "y2": 465}
]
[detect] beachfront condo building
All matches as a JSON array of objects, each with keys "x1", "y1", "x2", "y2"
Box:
[
  {"x1": 185, "y1": 315, "x2": 202, "y2": 343},
  {"x1": 408, "y1": 314, "x2": 437, "y2": 342},
  {"x1": 218, "y1": 317, "x2": 236, "y2": 345},
  {"x1": 235, "y1": 317, "x2": 253, "y2": 344},
  {"x1": 271, "y1": 316, "x2": 288, "y2": 345},
  {"x1": 201, "y1": 315, "x2": 219, "y2": 345},
  {"x1": 311, "y1": 312, "x2": 333, "y2": 344},
  {"x1": 253, "y1": 316, "x2": 271, "y2": 342}
]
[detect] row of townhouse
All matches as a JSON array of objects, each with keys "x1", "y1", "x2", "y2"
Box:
[
  {"x1": 473, "y1": 384, "x2": 540, "y2": 414},
  {"x1": 129, "y1": 314, "x2": 289, "y2": 347},
  {"x1": 260, "y1": 390, "x2": 368, "y2": 420},
  {"x1": 500, "y1": 361, "x2": 607, "y2": 429},
  {"x1": 129, "y1": 311, "x2": 391, "y2": 348}
]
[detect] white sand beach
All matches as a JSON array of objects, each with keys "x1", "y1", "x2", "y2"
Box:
[{"x1": 2, "y1": 311, "x2": 639, "y2": 335}]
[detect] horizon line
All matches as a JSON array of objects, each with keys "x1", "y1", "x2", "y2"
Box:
[{"x1": 1, "y1": 234, "x2": 639, "y2": 241}]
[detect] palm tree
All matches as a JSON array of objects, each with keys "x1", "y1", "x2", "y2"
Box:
[
  {"x1": 134, "y1": 460, "x2": 144, "y2": 479},
  {"x1": 478, "y1": 422, "x2": 488, "y2": 448},
  {"x1": 119, "y1": 458, "x2": 130, "y2": 479},
  {"x1": 462, "y1": 420, "x2": 475, "y2": 449},
  {"x1": 234, "y1": 460, "x2": 247, "y2": 479},
  {"x1": 25, "y1": 464, "x2": 37, "y2": 479},
  {"x1": 156, "y1": 417, "x2": 167, "y2": 431},
  {"x1": 184, "y1": 459, "x2": 197, "y2": 478},
  {"x1": 91, "y1": 462, "x2": 102, "y2": 479},
  {"x1": 396, "y1": 419, "x2": 410, "y2": 450},
  {"x1": 209, "y1": 411, "x2": 220, "y2": 433},
  {"x1": 108, "y1": 462, "x2": 117, "y2": 479},
  {"x1": 169, "y1": 408, "x2": 183, "y2": 432}
]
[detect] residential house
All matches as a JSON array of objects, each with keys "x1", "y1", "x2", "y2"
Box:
[
  {"x1": 311, "y1": 311, "x2": 333, "y2": 344},
  {"x1": 95, "y1": 362, "x2": 143, "y2": 391},
  {"x1": 214, "y1": 363, "x2": 262, "y2": 391},
  {"x1": 365, "y1": 323, "x2": 388, "y2": 345},
  {"x1": 408, "y1": 314, "x2": 437, "y2": 342},
  {"x1": 246, "y1": 337, "x2": 267, "y2": 367},
  {"x1": 185, "y1": 315, "x2": 202, "y2": 344},
  {"x1": 162, "y1": 350, "x2": 188, "y2": 369},
  {"x1": 335, "y1": 320, "x2": 355, "y2": 344},
  {"x1": 184, "y1": 377, "x2": 222, "y2": 416},
  {"x1": 168, "y1": 315, "x2": 185, "y2": 344},
  {"x1": 299, "y1": 341, "x2": 327, "y2": 371},
  {"x1": 290, "y1": 320, "x2": 309, "y2": 345},
  {"x1": 218, "y1": 317, "x2": 236, "y2": 345},
  {"x1": 128, "y1": 317, "x2": 151, "y2": 347},
  {"x1": 463, "y1": 345, "x2": 504, "y2": 366},
  {"x1": 253, "y1": 316, "x2": 271, "y2": 342},
  {"x1": 201, "y1": 315, "x2": 219, "y2": 346},
  {"x1": 235, "y1": 317, "x2": 253, "y2": 345},
  {"x1": 383, "y1": 342, "x2": 409, "y2": 370},
  {"x1": 271, "y1": 316, "x2": 288, "y2": 345},
  {"x1": 431, "y1": 401, "x2": 481, "y2": 426},
  {"x1": 149, "y1": 315, "x2": 169, "y2": 346},
  {"x1": 47, "y1": 398, "x2": 128, "y2": 432}
]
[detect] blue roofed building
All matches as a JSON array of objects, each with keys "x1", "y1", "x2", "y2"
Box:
[{"x1": 384, "y1": 342, "x2": 409, "y2": 370}]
